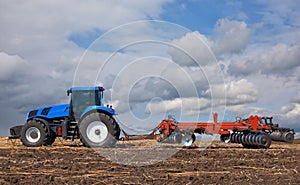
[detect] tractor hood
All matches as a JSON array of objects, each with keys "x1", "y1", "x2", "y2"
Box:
[{"x1": 26, "y1": 104, "x2": 70, "y2": 120}]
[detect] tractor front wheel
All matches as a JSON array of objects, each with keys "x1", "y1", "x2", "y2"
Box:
[
  {"x1": 43, "y1": 131, "x2": 56, "y2": 146},
  {"x1": 79, "y1": 112, "x2": 120, "y2": 147},
  {"x1": 20, "y1": 120, "x2": 46, "y2": 147}
]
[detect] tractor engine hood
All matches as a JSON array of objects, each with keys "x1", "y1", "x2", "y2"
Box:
[{"x1": 26, "y1": 104, "x2": 70, "y2": 120}]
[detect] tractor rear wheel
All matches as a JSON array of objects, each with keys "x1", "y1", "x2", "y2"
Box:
[
  {"x1": 20, "y1": 120, "x2": 46, "y2": 147},
  {"x1": 79, "y1": 112, "x2": 120, "y2": 147}
]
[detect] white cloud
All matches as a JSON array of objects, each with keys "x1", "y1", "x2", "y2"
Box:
[
  {"x1": 259, "y1": 43, "x2": 300, "y2": 73},
  {"x1": 168, "y1": 31, "x2": 214, "y2": 66},
  {"x1": 142, "y1": 78, "x2": 258, "y2": 117},
  {"x1": 0, "y1": 0, "x2": 172, "y2": 33},
  {"x1": 168, "y1": 19, "x2": 251, "y2": 67},
  {"x1": 226, "y1": 104, "x2": 267, "y2": 117},
  {"x1": 225, "y1": 79, "x2": 258, "y2": 105},
  {"x1": 146, "y1": 97, "x2": 210, "y2": 116},
  {"x1": 257, "y1": 0, "x2": 300, "y2": 27},
  {"x1": 269, "y1": 103, "x2": 300, "y2": 130},
  {"x1": 213, "y1": 18, "x2": 251, "y2": 55},
  {"x1": 281, "y1": 103, "x2": 300, "y2": 117},
  {"x1": 203, "y1": 79, "x2": 258, "y2": 107},
  {"x1": 228, "y1": 42, "x2": 300, "y2": 76}
]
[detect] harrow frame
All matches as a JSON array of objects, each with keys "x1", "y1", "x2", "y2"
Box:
[{"x1": 123, "y1": 112, "x2": 295, "y2": 148}]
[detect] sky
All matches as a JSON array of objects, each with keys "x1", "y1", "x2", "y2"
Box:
[{"x1": 0, "y1": 0, "x2": 300, "y2": 138}]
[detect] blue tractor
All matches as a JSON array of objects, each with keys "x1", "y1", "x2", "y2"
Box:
[{"x1": 9, "y1": 86, "x2": 120, "y2": 147}]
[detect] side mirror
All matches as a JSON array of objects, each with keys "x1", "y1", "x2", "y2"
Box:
[{"x1": 67, "y1": 90, "x2": 71, "y2": 96}]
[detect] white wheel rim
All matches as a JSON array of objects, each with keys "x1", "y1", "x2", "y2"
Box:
[
  {"x1": 25, "y1": 127, "x2": 41, "y2": 143},
  {"x1": 182, "y1": 138, "x2": 194, "y2": 146},
  {"x1": 86, "y1": 121, "x2": 108, "y2": 143},
  {"x1": 221, "y1": 135, "x2": 230, "y2": 143},
  {"x1": 181, "y1": 134, "x2": 194, "y2": 146}
]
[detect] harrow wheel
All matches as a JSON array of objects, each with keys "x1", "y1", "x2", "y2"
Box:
[
  {"x1": 284, "y1": 132, "x2": 294, "y2": 143},
  {"x1": 258, "y1": 133, "x2": 272, "y2": 149},
  {"x1": 230, "y1": 132, "x2": 272, "y2": 149},
  {"x1": 220, "y1": 134, "x2": 230, "y2": 143},
  {"x1": 181, "y1": 133, "x2": 196, "y2": 147}
]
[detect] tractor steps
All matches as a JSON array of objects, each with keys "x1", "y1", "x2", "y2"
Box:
[{"x1": 65, "y1": 121, "x2": 78, "y2": 140}]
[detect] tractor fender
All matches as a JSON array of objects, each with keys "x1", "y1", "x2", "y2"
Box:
[
  {"x1": 28, "y1": 118, "x2": 51, "y2": 131},
  {"x1": 80, "y1": 106, "x2": 117, "y2": 120}
]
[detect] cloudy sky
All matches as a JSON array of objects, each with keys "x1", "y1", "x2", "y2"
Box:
[{"x1": 0, "y1": 0, "x2": 300, "y2": 137}]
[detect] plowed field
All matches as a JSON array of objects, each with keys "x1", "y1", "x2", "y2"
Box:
[{"x1": 0, "y1": 137, "x2": 299, "y2": 184}]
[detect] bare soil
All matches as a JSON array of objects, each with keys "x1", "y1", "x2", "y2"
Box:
[{"x1": 0, "y1": 137, "x2": 299, "y2": 185}]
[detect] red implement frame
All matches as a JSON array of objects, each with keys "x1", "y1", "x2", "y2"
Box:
[
  {"x1": 151, "y1": 112, "x2": 271, "y2": 136},
  {"x1": 122, "y1": 112, "x2": 294, "y2": 149}
]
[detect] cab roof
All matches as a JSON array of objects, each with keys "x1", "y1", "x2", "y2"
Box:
[{"x1": 67, "y1": 86, "x2": 105, "y2": 94}]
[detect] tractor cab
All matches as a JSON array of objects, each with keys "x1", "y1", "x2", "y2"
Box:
[{"x1": 67, "y1": 86, "x2": 106, "y2": 119}]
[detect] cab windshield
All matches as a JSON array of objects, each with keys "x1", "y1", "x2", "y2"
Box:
[{"x1": 71, "y1": 90, "x2": 103, "y2": 118}]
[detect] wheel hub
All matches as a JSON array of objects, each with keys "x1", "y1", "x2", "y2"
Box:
[
  {"x1": 95, "y1": 129, "x2": 101, "y2": 135},
  {"x1": 30, "y1": 132, "x2": 38, "y2": 139},
  {"x1": 25, "y1": 127, "x2": 41, "y2": 143},
  {"x1": 86, "y1": 121, "x2": 108, "y2": 143},
  {"x1": 261, "y1": 137, "x2": 267, "y2": 144}
]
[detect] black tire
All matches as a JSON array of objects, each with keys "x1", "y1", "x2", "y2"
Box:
[
  {"x1": 36, "y1": 118, "x2": 56, "y2": 146},
  {"x1": 44, "y1": 130, "x2": 56, "y2": 146},
  {"x1": 80, "y1": 138, "x2": 87, "y2": 147},
  {"x1": 79, "y1": 112, "x2": 120, "y2": 147},
  {"x1": 283, "y1": 132, "x2": 294, "y2": 143},
  {"x1": 20, "y1": 120, "x2": 46, "y2": 147}
]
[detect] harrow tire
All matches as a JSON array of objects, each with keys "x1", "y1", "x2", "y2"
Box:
[
  {"x1": 283, "y1": 132, "x2": 294, "y2": 143},
  {"x1": 20, "y1": 120, "x2": 46, "y2": 147},
  {"x1": 79, "y1": 112, "x2": 120, "y2": 148}
]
